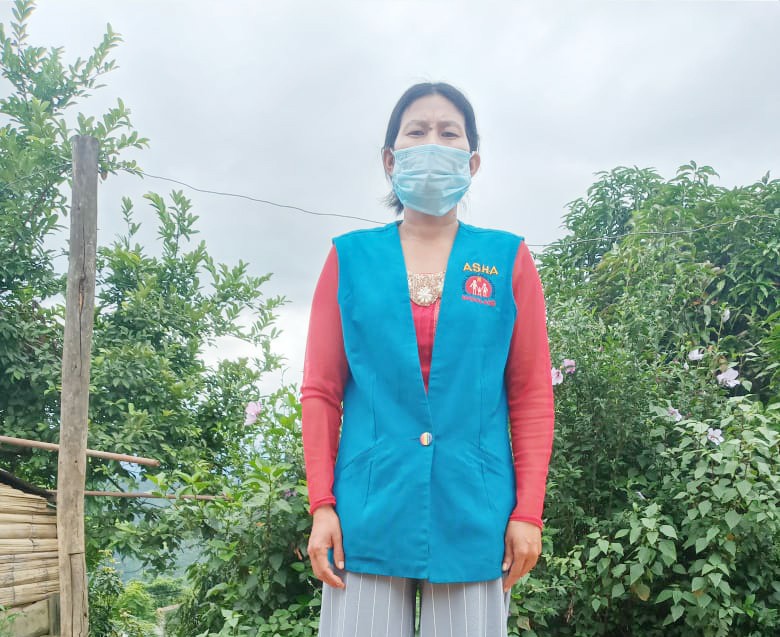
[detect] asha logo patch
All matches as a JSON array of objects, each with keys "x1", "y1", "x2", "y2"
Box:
[{"x1": 462, "y1": 275, "x2": 496, "y2": 306}]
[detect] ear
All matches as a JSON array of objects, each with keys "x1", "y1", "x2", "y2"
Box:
[
  {"x1": 469, "y1": 151, "x2": 481, "y2": 177},
  {"x1": 382, "y1": 147, "x2": 395, "y2": 177}
]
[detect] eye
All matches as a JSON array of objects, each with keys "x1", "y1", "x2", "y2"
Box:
[
  {"x1": 408, "y1": 130, "x2": 424, "y2": 136},
  {"x1": 442, "y1": 131, "x2": 459, "y2": 138}
]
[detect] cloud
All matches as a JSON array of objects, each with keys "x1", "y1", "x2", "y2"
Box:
[{"x1": 13, "y1": 0, "x2": 780, "y2": 380}]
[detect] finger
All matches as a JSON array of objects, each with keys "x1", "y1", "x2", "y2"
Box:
[
  {"x1": 524, "y1": 546, "x2": 541, "y2": 576},
  {"x1": 321, "y1": 562, "x2": 346, "y2": 589},
  {"x1": 505, "y1": 560, "x2": 525, "y2": 592},
  {"x1": 518, "y1": 552, "x2": 536, "y2": 578},
  {"x1": 520, "y1": 538, "x2": 542, "y2": 576},
  {"x1": 502, "y1": 537, "x2": 513, "y2": 573},
  {"x1": 309, "y1": 546, "x2": 326, "y2": 578},
  {"x1": 332, "y1": 531, "x2": 345, "y2": 571},
  {"x1": 520, "y1": 540, "x2": 543, "y2": 575},
  {"x1": 312, "y1": 549, "x2": 345, "y2": 589},
  {"x1": 505, "y1": 550, "x2": 530, "y2": 592}
]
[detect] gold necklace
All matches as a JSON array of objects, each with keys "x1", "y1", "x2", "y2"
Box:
[{"x1": 407, "y1": 271, "x2": 445, "y2": 306}]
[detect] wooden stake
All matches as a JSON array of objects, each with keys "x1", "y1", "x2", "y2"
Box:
[{"x1": 57, "y1": 135, "x2": 99, "y2": 637}]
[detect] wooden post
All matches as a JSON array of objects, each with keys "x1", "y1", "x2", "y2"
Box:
[
  {"x1": 49, "y1": 593, "x2": 61, "y2": 636},
  {"x1": 57, "y1": 135, "x2": 99, "y2": 637}
]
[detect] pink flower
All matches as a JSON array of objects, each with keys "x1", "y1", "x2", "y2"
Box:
[
  {"x1": 551, "y1": 367, "x2": 564, "y2": 385},
  {"x1": 706, "y1": 427, "x2": 724, "y2": 445},
  {"x1": 244, "y1": 400, "x2": 262, "y2": 426},
  {"x1": 562, "y1": 358, "x2": 576, "y2": 374},
  {"x1": 667, "y1": 407, "x2": 682, "y2": 422},
  {"x1": 688, "y1": 348, "x2": 704, "y2": 361},
  {"x1": 716, "y1": 368, "x2": 739, "y2": 388}
]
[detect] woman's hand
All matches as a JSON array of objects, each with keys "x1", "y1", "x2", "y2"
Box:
[
  {"x1": 502, "y1": 520, "x2": 542, "y2": 592},
  {"x1": 308, "y1": 504, "x2": 346, "y2": 589}
]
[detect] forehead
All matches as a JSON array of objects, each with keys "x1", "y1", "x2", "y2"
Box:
[{"x1": 400, "y1": 94, "x2": 465, "y2": 127}]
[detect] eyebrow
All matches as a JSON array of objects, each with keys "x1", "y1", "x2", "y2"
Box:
[{"x1": 402, "y1": 119, "x2": 464, "y2": 131}]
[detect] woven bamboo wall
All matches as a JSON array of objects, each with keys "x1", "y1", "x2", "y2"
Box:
[{"x1": 0, "y1": 483, "x2": 59, "y2": 609}]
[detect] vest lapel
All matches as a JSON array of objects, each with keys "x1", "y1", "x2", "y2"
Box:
[
  {"x1": 385, "y1": 221, "x2": 427, "y2": 408},
  {"x1": 390, "y1": 220, "x2": 466, "y2": 404},
  {"x1": 427, "y1": 222, "x2": 469, "y2": 399}
]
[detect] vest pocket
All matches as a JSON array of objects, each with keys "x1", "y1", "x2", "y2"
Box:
[
  {"x1": 335, "y1": 441, "x2": 378, "y2": 476},
  {"x1": 478, "y1": 447, "x2": 515, "y2": 520},
  {"x1": 334, "y1": 442, "x2": 378, "y2": 510}
]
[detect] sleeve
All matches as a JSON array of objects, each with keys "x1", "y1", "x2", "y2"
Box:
[
  {"x1": 300, "y1": 244, "x2": 350, "y2": 515},
  {"x1": 505, "y1": 240, "x2": 555, "y2": 529}
]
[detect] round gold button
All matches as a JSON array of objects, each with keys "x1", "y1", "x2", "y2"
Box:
[{"x1": 420, "y1": 432, "x2": 433, "y2": 446}]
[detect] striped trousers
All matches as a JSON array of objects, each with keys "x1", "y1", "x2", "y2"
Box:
[{"x1": 318, "y1": 568, "x2": 511, "y2": 637}]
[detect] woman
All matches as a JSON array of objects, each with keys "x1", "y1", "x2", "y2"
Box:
[{"x1": 301, "y1": 82, "x2": 554, "y2": 637}]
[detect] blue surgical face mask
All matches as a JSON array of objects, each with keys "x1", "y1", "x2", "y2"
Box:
[{"x1": 390, "y1": 144, "x2": 473, "y2": 216}]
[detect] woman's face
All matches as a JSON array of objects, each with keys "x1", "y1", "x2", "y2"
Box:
[{"x1": 383, "y1": 94, "x2": 480, "y2": 177}]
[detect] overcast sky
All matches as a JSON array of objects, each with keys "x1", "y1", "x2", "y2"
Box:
[{"x1": 4, "y1": 0, "x2": 779, "y2": 393}]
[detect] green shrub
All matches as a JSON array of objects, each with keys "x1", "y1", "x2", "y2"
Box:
[
  {"x1": 116, "y1": 581, "x2": 156, "y2": 623},
  {"x1": 89, "y1": 553, "x2": 124, "y2": 637},
  {"x1": 164, "y1": 387, "x2": 318, "y2": 637},
  {"x1": 548, "y1": 398, "x2": 779, "y2": 637},
  {"x1": 89, "y1": 552, "x2": 162, "y2": 637}
]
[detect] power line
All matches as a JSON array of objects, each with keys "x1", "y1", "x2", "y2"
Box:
[
  {"x1": 0, "y1": 161, "x2": 70, "y2": 192},
  {"x1": 123, "y1": 168, "x2": 778, "y2": 248},
  {"x1": 130, "y1": 168, "x2": 385, "y2": 226},
  {"x1": 541, "y1": 213, "x2": 778, "y2": 249},
  {"x1": 122, "y1": 168, "x2": 780, "y2": 248},
  {"x1": 2, "y1": 163, "x2": 777, "y2": 248}
]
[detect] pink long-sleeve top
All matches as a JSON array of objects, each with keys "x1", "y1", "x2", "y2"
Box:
[{"x1": 300, "y1": 239, "x2": 555, "y2": 529}]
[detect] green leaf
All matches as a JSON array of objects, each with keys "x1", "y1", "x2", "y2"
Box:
[
  {"x1": 709, "y1": 572, "x2": 723, "y2": 588},
  {"x1": 724, "y1": 509, "x2": 741, "y2": 529},
  {"x1": 633, "y1": 582, "x2": 651, "y2": 601},
  {"x1": 611, "y1": 563, "x2": 627, "y2": 577},
  {"x1": 646, "y1": 530, "x2": 659, "y2": 545},
  {"x1": 612, "y1": 582, "x2": 625, "y2": 598},
  {"x1": 659, "y1": 524, "x2": 678, "y2": 539},
  {"x1": 269, "y1": 553, "x2": 283, "y2": 570},
  {"x1": 638, "y1": 547, "x2": 654, "y2": 565},
  {"x1": 659, "y1": 540, "x2": 677, "y2": 562},
  {"x1": 516, "y1": 616, "x2": 531, "y2": 631},
  {"x1": 692, "y1": 576, "x2": 707, "y2": 592}
]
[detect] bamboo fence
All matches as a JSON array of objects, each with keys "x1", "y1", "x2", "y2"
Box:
[{"x1": 0, "y1": 483, "x2": 59, "y2": 610}]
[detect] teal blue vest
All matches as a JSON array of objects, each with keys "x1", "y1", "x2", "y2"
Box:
[{"x1": 332, "y1": 220, "x2": 523, "y2": 583}]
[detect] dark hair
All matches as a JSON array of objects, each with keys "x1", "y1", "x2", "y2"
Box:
[{"x1": 382, "y1": 82, "x2": 480, "y2": 214}]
